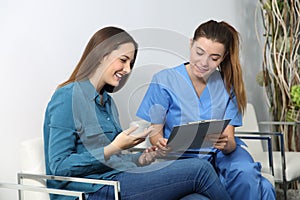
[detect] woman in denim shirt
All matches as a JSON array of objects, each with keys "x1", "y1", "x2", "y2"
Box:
[{"x1": 44, "y1": 26, "x2": 230, "y2": 200}]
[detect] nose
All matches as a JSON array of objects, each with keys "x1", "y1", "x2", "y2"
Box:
[
  {"x1": 123, "y1": 62, "x2": 131, "y2": 74},
  {"x1": 197, "y1": 56, "x2": 208, "y2": 67}
]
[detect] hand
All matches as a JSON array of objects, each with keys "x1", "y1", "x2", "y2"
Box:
[
  {"x1": 138, "y1": 146, "x2": 158, "y2": 166},
  {"x1": 213, "y1": 133, "x2": 229, "y2": 151},
  {"x1": 155, "y1": 137, "x2": 170, "y2": 157},
  {"x1": 111, "y1": 126, "x2": 154, "y2": 151}
]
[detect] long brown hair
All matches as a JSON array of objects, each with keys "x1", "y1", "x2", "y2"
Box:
[
  {"x1": 58, "y1": 26, "x2": 138, "y2": 93},
  {"x1": 193, "y1": 20, "x2": 247, "y2": 114}
]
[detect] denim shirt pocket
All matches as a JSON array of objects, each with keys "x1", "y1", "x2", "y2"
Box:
[
  {"x1": 77, "y1": 124, "x2": 111, "y2": 150},
  {"x1": 84, "y1": 124, "x2": 103, "y2": 137}
]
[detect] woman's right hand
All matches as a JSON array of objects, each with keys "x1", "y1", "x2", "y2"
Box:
[
  {"x1": 104, "y1": 126, "x2": 153, "y2": 160},
  {"x1": 113, "y1": 126, "x2": 154, "y2": 150}
]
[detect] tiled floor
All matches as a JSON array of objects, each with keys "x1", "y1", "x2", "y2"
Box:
[
  {"x1": 276, "y1": 182, "x2": 300, "y2": 200},
  {"x1": 276, "y1": 189, "x2": 300, "y2": 200}
]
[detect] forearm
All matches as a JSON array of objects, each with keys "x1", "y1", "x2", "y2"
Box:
[
  {"x1": 150, "y1": 133, "x2": 163, "y2": 145},
  {"x1": 149, "y1": 124, "x2": 164, "y2": 145},
  {"x1": 50, "y1": 148, "x2": 110, "y2": 176},
  {"x1": 104, "y1": 143, "x2": 121, "y2": 160},
  {"x1": 220, "y1": 125, "x2": 236, "y2": 154}
]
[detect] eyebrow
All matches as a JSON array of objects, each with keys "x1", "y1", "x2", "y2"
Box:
[
  {"x1": 122, "y1": 55, "x2": 134, "y2": 61},
  {"x1": 196, "y1": 46, "x2": 222, "y2": 57}
]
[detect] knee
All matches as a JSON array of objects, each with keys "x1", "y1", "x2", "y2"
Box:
[
  {"x1": 227, "y1": 162, "x2": 261, "y2": 186},
  {"x1": 236, "y1": 162, "x2": 260, "y2": 178},
  {"x1": 189, "y1": 158, "x2": 215, "y2": 171}
]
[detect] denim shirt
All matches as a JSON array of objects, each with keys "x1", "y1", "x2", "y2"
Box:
[{"x1": 44, "y1": 80, "x2": 140, "y2": 200}]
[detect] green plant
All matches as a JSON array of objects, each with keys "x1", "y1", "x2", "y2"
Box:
[
  {"x1": 257, "y1": 0, "x2": 300, "y2": 150},
  {"x1": 258, "y1": 0, "x2": 299, "y2": 120},
  {"x1": 291, "y1": 85, "x2": 300, "y2": 109}
]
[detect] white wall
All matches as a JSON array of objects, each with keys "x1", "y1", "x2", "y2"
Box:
[{"x1": 0, "y1": 0, "x2": 266, "y2": 198}]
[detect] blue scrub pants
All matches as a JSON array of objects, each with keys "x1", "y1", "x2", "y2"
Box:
[
  {"x1": 88, "y1": 158, "x2": 230, "y2": 200},
  {"x1": 216, "y1": 145, "x2": 276, "y2": 200}
]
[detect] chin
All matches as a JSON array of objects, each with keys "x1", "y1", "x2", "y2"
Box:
[
  {"x1": 110, "y1": 81, "x2": 120, "y2": 87},
  {"x1": 195, "y1": 72, "x2": 205, "y2": 78}
]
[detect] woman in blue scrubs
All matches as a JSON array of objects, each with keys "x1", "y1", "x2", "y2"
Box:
[
  {"x1": 44, "y1": 26, "x2": 231, "y2": 200},
  {"x1": 137, "y1": 20, "x2": 276, "y2": 200}
]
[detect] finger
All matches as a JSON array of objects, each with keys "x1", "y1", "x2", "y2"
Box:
[
  {"x1": 131, "y1": 127, "x2": 151, "y2": 139},
  {"x1": 148, "y1": 146, "x2": 158, "y2": 152},
  {"x1": 133, "y1": 138, "x2": 145, "y2": 145},
  {"x1": 125, "y1": 126, "x2": 139, "y2": 135},
  {"x1": 217, "y1": 137, "x2": 228, "y2": 143},
  {"x1": 157, "y1": 149, "x2": 167, "y2": 157},
  {"x1": 156, "y1": 141, "x2": 167, "y2": 151}
]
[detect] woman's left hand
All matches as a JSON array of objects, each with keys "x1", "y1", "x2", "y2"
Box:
[
  {"x1": 213, "y1": 125, "x2": 236, "y2": 154},
  {"x1": 138, "y1": 146, "x2": 158, "y2": 166},
  {"x1": 213, "y1": 133, "x2": 229, "y2": 151}
]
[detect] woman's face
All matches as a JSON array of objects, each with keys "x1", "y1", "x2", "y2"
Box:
[
  {"x1": 94, "y1": 42, "x2": 136, "y2": 89},
  {"x1": 189, "y1": 37, "x2": 226, "y2": 80}
]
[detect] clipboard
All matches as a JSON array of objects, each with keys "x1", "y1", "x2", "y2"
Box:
[{"x1": 167, "y1": 119, "x2": 231, "y2": 152}]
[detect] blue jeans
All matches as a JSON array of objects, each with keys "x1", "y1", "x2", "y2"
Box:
[{"x1": 88, "y1": 158, "x2": 230, "y2": 200}]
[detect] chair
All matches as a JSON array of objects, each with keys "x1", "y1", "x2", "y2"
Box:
[
  {"x1": 235, "y1": 103, "x2": 300, "y2": 200},
  {"x1": 1, "y1": 137, "x2": 120, "y2": 200}
]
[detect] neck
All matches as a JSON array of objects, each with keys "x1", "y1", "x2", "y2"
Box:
[
  {"x1": 89, "y1": 77, "x2": 104, "y2": 93},
  {"x1": 185, "y1": 63, "x2": 207, "y2": 84},
  {"x1": 185, "y1": 64, "x2": 207, "y2": 98}
]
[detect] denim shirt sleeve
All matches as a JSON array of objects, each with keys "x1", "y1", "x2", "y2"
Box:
[
  {"x1": 45, "y1": 87, "x2": 111, "y2": 177},
  {"x1": 45, "y1": 84, "x2": 140, "y2": 178}
]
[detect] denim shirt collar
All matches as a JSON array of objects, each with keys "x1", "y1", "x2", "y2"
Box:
[
  {"x1": 73, "y1": 79, "x2": 122, "y2": 133},
  {"x1": 75, "y1": 79, "x2": 109, "y2": 105}
]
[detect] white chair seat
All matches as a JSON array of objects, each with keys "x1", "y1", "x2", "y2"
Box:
[
  {"x1": 236, "y1": 103, "x2": 300, "y2": 200},
  {"x1": 20, "y1": 137, "x2": 49, "y2": 200},
  {"x1": 19, "y1": 137, "x2": 121, "y2": 200},
  {"x1": 251, "y1": 150, "x2": 300, "y2": 183}
]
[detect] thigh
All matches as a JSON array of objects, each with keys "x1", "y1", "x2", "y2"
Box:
[
  {"x1": 216, "y1": 145, "x2": 263, "y2": 200},
  {"x1": 89, "y1": 158, "x2": 229, "y2": 200},
  {"x1": 88, "y1": 159, "x2": 202, "y2": 200},
  {"x1": 116, "y1": 158, "x2": 213, "y2": 200},
  {"x1": 216, "y1": 145, "x2": 255, "y2": 169}
]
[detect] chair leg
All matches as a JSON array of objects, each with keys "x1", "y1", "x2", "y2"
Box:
[{"x1": 282, "y1": 182, "x2": 288, "y2": 200}]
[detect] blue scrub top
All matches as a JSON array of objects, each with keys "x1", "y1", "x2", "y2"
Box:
[{"x1": 136, "y1": 63, "x2": 242, "y2": 139}]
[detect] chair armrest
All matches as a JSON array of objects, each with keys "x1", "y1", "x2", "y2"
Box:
[
  {"x1": 235, "y1": 131, "x2": 287, "y2": 181},
  {"x1": 17, "y1": 173, "x2": 120, "y2": 200},
  {"x1": 235, "y1": 132, "x2": 274, "y2": 176},
  {"x1": 0, "y1": 182, "x2": 86, "y2": 200},
  {"x1": 259, "y1": 121, "x2": 300, "y2": 126}
]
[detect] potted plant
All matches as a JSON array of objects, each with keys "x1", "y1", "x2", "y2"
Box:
[{"x1": 257, "y1": 0, "x2": 300, "y2": 151}]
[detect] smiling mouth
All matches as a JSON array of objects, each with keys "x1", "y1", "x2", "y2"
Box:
[
  {"x1": 114, "y1": 72, "x2": 124, "y2": 81},
  {"x1": 194, "y1": 65, "x2": 208, "y2": 73}
]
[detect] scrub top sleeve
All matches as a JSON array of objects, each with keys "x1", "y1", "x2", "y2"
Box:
[{"x1": 136, "y1": 75, "x2": 169, "y2": 124}]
